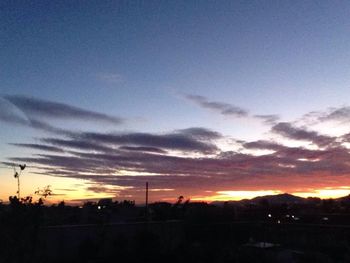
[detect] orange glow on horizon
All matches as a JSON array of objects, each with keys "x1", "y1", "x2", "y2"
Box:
[
  {"x1": 292, "y1": 187, "x2": 350, "y2": 199},
  {"x1": 2, "y1": 167, "x2": 350, "y2": 205},
  {"x1": 190, "y1": 187, "x2": 350, "y2": 202},
  {"x1": 191, "y1": 190, "x2": 282, "y2": 201}
]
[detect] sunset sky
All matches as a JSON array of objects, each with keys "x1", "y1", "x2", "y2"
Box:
[{"x1": 2, "y1": 1, "x2": 350, "y2": 204}]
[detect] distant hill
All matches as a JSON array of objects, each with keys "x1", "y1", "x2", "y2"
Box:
[
  {"x1": 250, "y1": 193, "x2": 305, "y2": 204},
  {"x1": 210, "y1": 193, "x2": 350, "y2": 206},
  {"x1": 335, "y1": 194, "x2": 350, "y2": 202},
  {"x1": 211, "y1": 193, "x2": 306, "y2": 206}
]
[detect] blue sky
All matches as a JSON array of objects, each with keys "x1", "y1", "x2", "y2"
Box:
[{"x1": 2, "y1": 1, "x2": 350, "y2": 202}]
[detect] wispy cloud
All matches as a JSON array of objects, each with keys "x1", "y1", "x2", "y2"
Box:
[
  {"x1": 298, "y1": 106, "x2": 350, "y2": 126},
  {"x1": 320, "y1": 106, "x2": 350, "y2": 123},
  {"x1": 176, "y1": 127, "x2": 222, "y2": 140},
  {"x1": 9, "y1": 143, "x2": 65, "y2": 153},
  {"x1": 2, "y1": 95, "x2": 124, "y2": 125},
  {"x1": 29, "y1": 118, "x2": 75, "y2": 135},
  {"x1": 41, "y1": 138, "x2": 116, "y2": 153},
  {"x1": 8, "y1": 112, "x2": 350, "y2": 201},
  {"x1": 67, "y1": 128, "x2": 220, "y2": 153},
  {"x1": 5, "y1": 94, "x2": 350, "y2": 201},
  {"x1": 184, "y1": 93, "x2": 279, "y2": 124},
  {"x1": 243, "y1": 140, "x2": 285, "y2": 151},
  {"x1": 0, "y1": 99, "x2": 74, "y2": 135},
  {"x1": 0, "y1": 97, "x2": 30, "y2": 125},
  {"x1": 10, "y1": 137, "x2": 350, "y2": 199},
  {"x1": 254, "y1": 114, "x2": 280, "y2": 125},
  {"x1": 119, "y1": 146, "x2": 167, "y2": 154},
  {"x1": 271, "y1": 122, "x2": 335, "y2": 147},
  {"x1": 185, "y1": 94, "x2": 248, "y2": 117}
]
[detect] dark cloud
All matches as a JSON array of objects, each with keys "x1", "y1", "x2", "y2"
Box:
[
  {"x1": 176, "y1": 127, "x2": 222, "y2": 140},
  {"x1": 0, "y1": 98, "x2": 74, "y2": 134},
  {"x1": 9, "y1": 143, "x2": 65, "y2": 153},
  {"x1": 29, "y1": 118, "x2": 74, "y2": 135},
  {"x1": 119, "y1": 146, "x2": 167, "y2": 154},
  {"x1": 185, "y1": 94, "x2": 248, "y2": 117},
  {"x1": 41, "y1": 138, "x2": 116, "y2": 153},
  {"x1": 242, "y1": 140, "x2": 329, "y2": 161},
  {"x1": 254, "y1": 114, "x2": 280, "y2": 125},
  {"x1": 184, "y1": 94, "x2": 280, "y2": 126},
  {"x1": 8, "y1": 134, "x2": 350, "y2": 201},
  {"x1": 0, "y1": 95, "x2": 116, "y2": 136},
  {"x1": 17, "y1": 145, "x2": 346, "y2": 178},
  {"x1": 74, "y1": 131, "x2": 218, "y2": 153},
  {"x1": 299, "y1": 106, "x2": 350, "y2": 126},
  {"x1": 3, "y1": 95, "x2": 124, "y2": 125},
  {"x1": 4, "y1": 94, "x2": 350, "y2": 201},
  {"x1": 271, "y1": 122, "x2": 335, "y2": 147},
  {"x1": 8, "y1": 123, "x2": 349, "y2": 186},
  {"x1": 86, "y1": 185, "x2": 119, "y2": 194},
  {"x1": 0, "y1": 97, "x2": 31, "y2": 125},
  {"x1": 320, "y1": 106, "x2": 350, "y2": 122},
  {"x1": 340, "y1": 133, "x2": 350, "y2": 143},
  {"x1": 243, "y1": 140, "x2": 285, "y2": 151},
  {"x1": 35, "y1": 127, "x2": 219, "y2": 154}
]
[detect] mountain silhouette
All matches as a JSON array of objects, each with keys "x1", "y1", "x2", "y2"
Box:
[
  {"x1": 211, "y1": 193, "x2": 307, "y2": 206},
  {"x1": 251, "y1": 193, "x2": 305, "y2": 204}
]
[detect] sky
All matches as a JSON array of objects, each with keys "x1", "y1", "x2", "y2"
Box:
[{"x1": 2, "y1": 1, "x2": 350, "y2": 204}]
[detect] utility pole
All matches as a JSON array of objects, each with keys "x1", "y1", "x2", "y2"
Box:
[
  {"x1": 17, "y1": 172, "x2": 20, "y2": 199},
  {"x1": 145, "y1": 181, "x2": 149, "y2": 220}
]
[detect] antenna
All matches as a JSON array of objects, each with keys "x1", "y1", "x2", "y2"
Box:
[
  {"x1": 13, "y1": 164, "x2": 26, "y2": 199},
  {"x1": 145, "y1": 182, "x2": 149, "y2": 220}
]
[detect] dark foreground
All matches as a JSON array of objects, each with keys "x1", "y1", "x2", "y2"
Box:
[{"x1": 2, "y1": 196, "x2": 350, "y2": 262}]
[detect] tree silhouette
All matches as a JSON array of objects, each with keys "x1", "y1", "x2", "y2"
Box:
[{"x1": 34, "y1": 185, "x2": 52, "y2": 199}]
